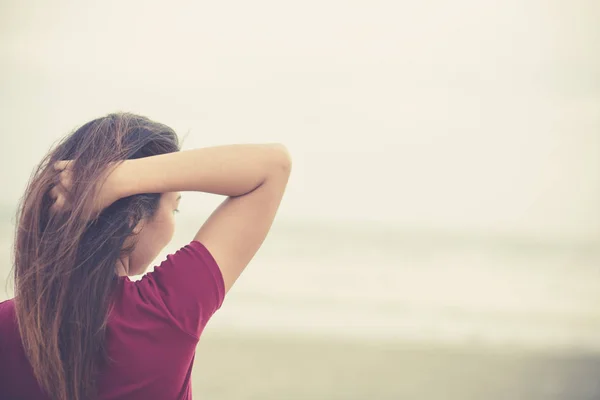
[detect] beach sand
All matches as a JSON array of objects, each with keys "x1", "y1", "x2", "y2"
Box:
[{"x1": 192, "y1": 330, "x2": 600, "y2": 400}]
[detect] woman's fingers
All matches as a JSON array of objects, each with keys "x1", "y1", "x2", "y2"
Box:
[
  {"x1": 49, "y1": 185, "x2": 60, "y2": 199},
  {"x1": 49, "y1": 182, "x2": 71, "y2": 213},
  {"x1": 59, "y1": 169, "x2": 73, "y2": 189},
  {"x1": 49, "y1": 193, "x2": 66, "y2": 214},
  {"x1": 50, "y1": 160, "x2": 74, "y2": 214},
  {"x1": 49, "y1": 194, "x2": 71, "y2": 213},
  {"x1": 53, "y1": 160, "x2": 72, "y2": 171}
]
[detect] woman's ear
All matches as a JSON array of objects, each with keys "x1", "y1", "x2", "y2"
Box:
[
  {"x1": 131, "y1": 219, "x2": 145, "y2": 235},
  {"x1": 133, "y1": 221, "x2": 143, "y2": 235}
]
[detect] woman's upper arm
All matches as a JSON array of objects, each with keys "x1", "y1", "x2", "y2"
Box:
[{"x1": 193, "y1": 154, "x2": 291, "y2": 293}]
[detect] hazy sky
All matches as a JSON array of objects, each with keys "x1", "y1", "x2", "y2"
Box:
[{"x1": 1, "y1": 0, "x2": 599, "y2": 241}]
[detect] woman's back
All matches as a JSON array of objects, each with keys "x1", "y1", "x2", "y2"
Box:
[{"x1": 1, "y1": 241, "x2": 224, "y2": 399}]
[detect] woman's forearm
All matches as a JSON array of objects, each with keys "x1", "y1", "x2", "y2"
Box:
[{"x1": 114, "y1": 143, "x2": 291, "y2": 199}]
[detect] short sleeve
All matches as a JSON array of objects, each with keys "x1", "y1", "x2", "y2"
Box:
[{"x1": 137, "y1": 241, "x2": 225, "y2": 339}]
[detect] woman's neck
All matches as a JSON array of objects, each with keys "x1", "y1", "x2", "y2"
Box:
[{"x1": 115, "y1": 258, "x2": 130, "y2": 277}]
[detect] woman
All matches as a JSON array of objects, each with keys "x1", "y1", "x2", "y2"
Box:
[{"x1": 0, "y1": 113, "x2": 292, "y2": 399}]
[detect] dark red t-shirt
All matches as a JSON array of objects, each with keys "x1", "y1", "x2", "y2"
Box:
[{"x1": 0, "y1": 241, "x2": 225, "y2": 400}]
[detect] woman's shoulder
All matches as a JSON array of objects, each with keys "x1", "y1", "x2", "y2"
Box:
[
  {"x1": 0, "y1": 298, "x2": 15, "y2": 316},
  {"x1": 131, "y1": 241, "x2": 225, "y2": 338},
  {"x1": 0, "y1": 299, "x2": 17, "y2": 339}
]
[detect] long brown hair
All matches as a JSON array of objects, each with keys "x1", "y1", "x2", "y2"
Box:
[{"x1": 13, "y1": 113, "x2": 179, "y2": 400}]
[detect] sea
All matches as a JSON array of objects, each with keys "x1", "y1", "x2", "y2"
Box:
[{"x1": 2, "y1": 214, "x2": 599, "y2": 354}]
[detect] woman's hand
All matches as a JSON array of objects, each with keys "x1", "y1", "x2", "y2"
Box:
[{"x1": 50, "y1": 160, "x2": 122, "y2": 216}]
